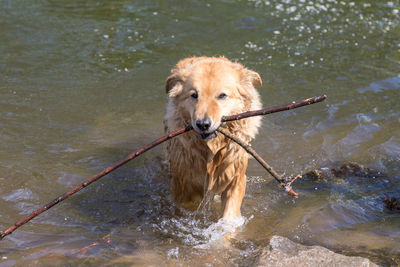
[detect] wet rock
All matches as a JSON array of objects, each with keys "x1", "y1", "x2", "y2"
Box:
[
  {"x1": 383, "y1": 197, "x2": 400, "y2": 211},
  {"x1": 256, "y1": 236, "x2": 378, "y2": 267},
  {"x1": 303, "y1": 168, "x2": 331, "y2": 181},
  {"x1": 303, "y1": 162, "x2": 383, "y2": 181},
  {"x1": 303, "y1": 162, "x2": 398, "y2": 214},
  {"x1": 330, "y1": 162, "x2": 382, "y2": 178}
]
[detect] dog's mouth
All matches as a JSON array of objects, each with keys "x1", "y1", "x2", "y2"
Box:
[
  {"x1": 192, "y1": 119, "x2": 221, "y2": 141},
  {"x1": 199, "y1": 131, "x2": 217, "y2": 141}
]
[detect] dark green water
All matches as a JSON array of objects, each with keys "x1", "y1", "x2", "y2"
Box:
[{"x1": 0, "y1": 0, "x2": 399, "y2": 265}]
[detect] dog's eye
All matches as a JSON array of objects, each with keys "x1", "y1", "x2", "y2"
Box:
[
  {"x1": 191, "y1": 92, "x2": 198, "y2": 99},
  {"x1": 217, "y1": 93, "x2": 227, "y2": 100}
]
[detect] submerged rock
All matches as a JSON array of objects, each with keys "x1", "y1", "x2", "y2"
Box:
[
  {"x1": 303, "y1": 162, "x2": 399, "y2": 213},
  {"x1": 303, "y1": 162, "x2": 383, "y2": 181},
  {"x1": 383, "y1": 197, "x2": 400, "y2": 211},
  {"x1": 256, "y1": 236, "x2": 378, "y2": 267}
]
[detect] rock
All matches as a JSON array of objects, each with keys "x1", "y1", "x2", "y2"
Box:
[
  {"x1": 303, "y1": 168, "x2": 331, "y2": 181},
  {"x1": 329, "y1": 162, "x2": 381, "y2": 178},
  {"x1": 256, "y1": 236, "x2": 378, "y2": 267},
  {"x1": 303, "y1": 162, "x2": 384, "y2": 182},
  {"x1": 383, "y1": 197, "x2": 400, "y2": 211}
]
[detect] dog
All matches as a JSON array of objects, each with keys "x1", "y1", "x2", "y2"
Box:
[{"x1": 164, "y1": 56, "x2": 262, "y2": 219}]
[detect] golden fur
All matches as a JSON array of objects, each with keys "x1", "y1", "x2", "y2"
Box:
[{"x1": 163, "y1": 56, "x2": 262, "y2": 219}]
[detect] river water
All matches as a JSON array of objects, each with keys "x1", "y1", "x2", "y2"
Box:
[{"x1": 0, "y1": 0, "x2": 399, "y2": 266}]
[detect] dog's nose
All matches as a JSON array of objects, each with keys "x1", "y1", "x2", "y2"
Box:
[{"x1": 196, "y1": 118, "x2": 211, "y2": 131}]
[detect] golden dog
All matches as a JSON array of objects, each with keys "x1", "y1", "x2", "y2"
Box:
[{"x1": 164, "y1": 56, "x2": 262, "y2": 219}]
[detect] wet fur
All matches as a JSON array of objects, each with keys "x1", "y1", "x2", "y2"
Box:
[{"x1": 164, "y1": 56, "x2": 262, "y2": 219}]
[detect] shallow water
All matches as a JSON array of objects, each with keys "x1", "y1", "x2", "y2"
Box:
[{"x1": 0, "y1": 0, "x2": 399, "y2": 266}]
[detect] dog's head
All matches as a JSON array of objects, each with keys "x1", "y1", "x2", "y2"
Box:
[{"x1": 165, "y1": 57, "x2": 262, "y2": 141}]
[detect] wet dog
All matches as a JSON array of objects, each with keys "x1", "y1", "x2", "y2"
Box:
[{"x1": 164, "y1": 56, "x2": 262, "y2": 219}]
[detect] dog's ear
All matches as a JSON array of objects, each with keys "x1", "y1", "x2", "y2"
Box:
[
  {"x1": 165, "y1": 74, "x2": 184, "y2": 97},
  {"x1": 243, "y1": 69, "x2": 262, "y2": 87}
]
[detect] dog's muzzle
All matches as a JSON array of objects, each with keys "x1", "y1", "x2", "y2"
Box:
[{"x1": 194, "y1": 118, "x2": 218, "y2": 140}]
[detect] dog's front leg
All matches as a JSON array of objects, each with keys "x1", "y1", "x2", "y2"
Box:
[{"x1": 220, "y1": 160, "x2": 247, "y2": 219}]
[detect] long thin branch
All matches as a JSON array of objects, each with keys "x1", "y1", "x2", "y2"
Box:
[
  {"x1": 217, "y1": 128, "x2": 299, "y2": 197},
  {"x1": 221, "y1": 95, "x2": 327, "y2": 122},
  {"x1": 0, "y1": 95, "x2": 326, "y2": 240}
]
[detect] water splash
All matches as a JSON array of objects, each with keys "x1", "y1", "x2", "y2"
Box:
[
  {"x1": 193, "y1": 216, "x2": 249, "y2": 249},
  {"x1": 153, "y1": 193, "x2": 252, "y2": 249}
]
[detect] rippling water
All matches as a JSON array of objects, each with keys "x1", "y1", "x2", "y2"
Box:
[{"x1": 0, "y1": 0, "x2": 399, "y2": 266}]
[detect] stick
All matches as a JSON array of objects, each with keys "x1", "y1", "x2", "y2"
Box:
[
  {"x1": 0, "y1": 95, "x2": 326, "y2": 240},
  {"x1": 221, "y1": 95, "x2": 327, "y2": 122},
  {"x1": 217, "y1": 128, "x2": 299, "y2": 197},
  {"x1": 70, "y1": 234, "x2": 111, "y2": 256}
]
